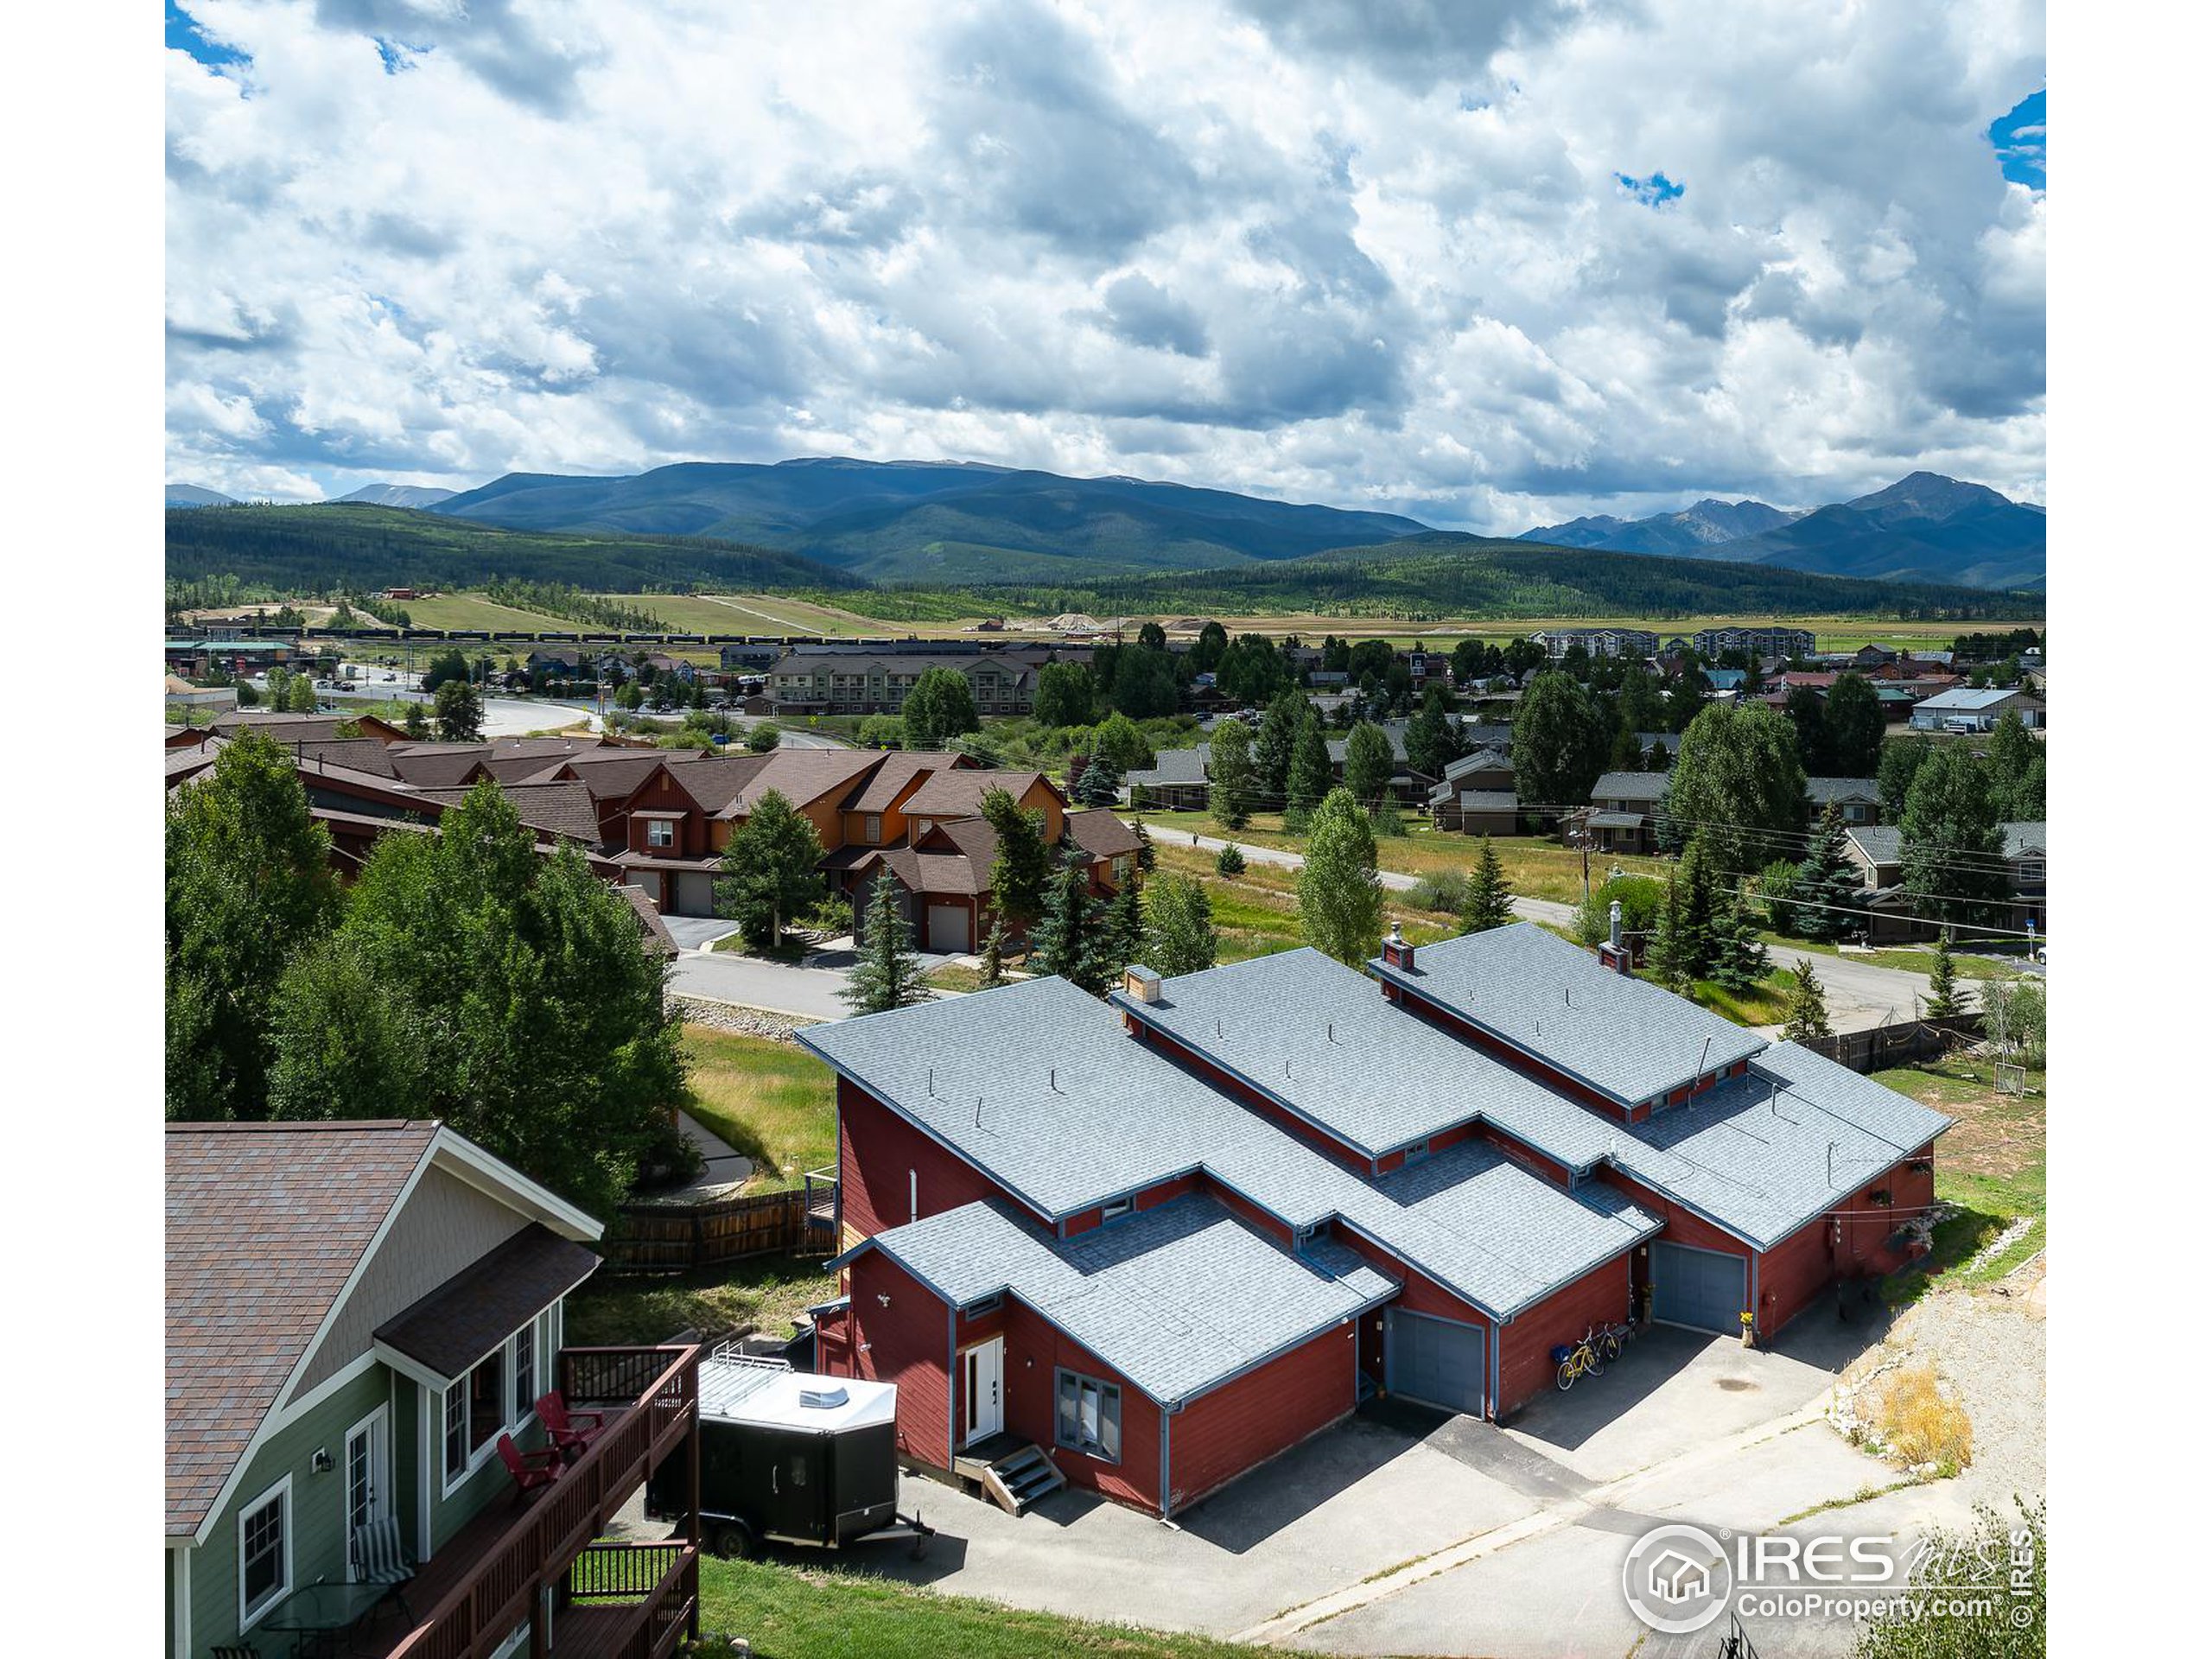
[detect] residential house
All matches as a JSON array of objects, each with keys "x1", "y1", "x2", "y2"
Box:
[
  {"x1": 211, "y1": 709, "x2": 413, "y2": 746},
  {"x1": 767, "y1": 651, "x2": 1039, "y2": 717},
  {"x1": 1805, "y1": 778, "x2": 1883, "y2": 826},
  {"x1": 803, "y1": 926, "x2": 1946, "y2": 1521},
  {"x1": 1426, "y1": 748, "x2": 1521, "y2": 836},
  {"x1": 1124, "y1": 747, "x2": 1211, "y2": 812},
  {"x1": 1581, "y1": 772, "x2": 1671, "y2": 855},
  {"x1": 1908, "y1": 686, "x2": 2046, "y2": 733},
  {"x1": 1533, "y1": 627, "x2": 1658, "y2": 660},
  {"x1": 1842, "y1": 822, "x2": 2047, "y2": 942},
  {"x1": 1325, "y1": 722, "x2": 1433, "y2": 804},
  {"x1": 165, "y1": 1120, "x2": 700, "y2": 1659}
]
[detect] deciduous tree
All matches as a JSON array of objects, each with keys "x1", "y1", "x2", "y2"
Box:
[
  {"x1": 1033, "y1": 661, "x2": 1094, "y2": 728},
  {"x1": 1207, "y1": 719, "x2": 1255, "y2": 829},
  {"x1": 715, "y1": 788, "x2": 829, "y2": 950},
  {"x1": 1664, "y1": 702, "x2": 1808, "y2": 880},
  {"x1": 1900, "y1": 744, "x2": 2010, "y2": 927},
  {"x1": 1823, "y1": 673, "x2": 1885, "y2": 775},
  {"x1": 1141, "y1": 873, "x2": 1217, "y2": 977},
  {"x1": 1300, "y1": 788, "x2": 1383, "y2": 966},
  {"x1": 1511, "y1": 671, "x2": 1608, "y2": 822},
  {"x1": 982, "y1": 786, "x2": 1052, "y2": 929},
  {"x1": 903, "y1": 666, "x2": 981, "y2": 747},
  {"x1": 1343, "y1": 720, "x2": 1396, "y2": 804}
]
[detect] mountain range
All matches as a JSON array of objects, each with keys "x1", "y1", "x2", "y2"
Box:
[
  {"x1": 162, "y1": 460, "x2": 2043, "y2": 590},
  {"x1": 1521, "y1": 473, "x2": 2044, "y2": 591},
  {"x1": 165, "y1": 483, "x2": 237, "y2": 507}
]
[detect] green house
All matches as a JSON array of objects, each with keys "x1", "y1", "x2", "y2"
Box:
[{"x1": 165, "y1": 1120, "x2": 702, "y2": 1658}]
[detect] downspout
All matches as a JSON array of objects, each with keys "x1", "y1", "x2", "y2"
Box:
[
  {"x1": 1489, "y1": 1315, "x2": 1503, "y2": 1420},
  {"x1": 945, "y1": 1308, "x2": 958, "y2": 1468},
  {"x1": 1159, "y1": 1408, "x2": 1173, "y2": 1522},
  {"x1": 1751, "y1": 1254, "x2": 1763, "y2": 1344}
]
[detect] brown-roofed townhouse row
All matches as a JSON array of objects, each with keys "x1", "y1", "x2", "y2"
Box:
[{"x1": 164, "y1": 1120, "x2": 702, "y2": 1658}]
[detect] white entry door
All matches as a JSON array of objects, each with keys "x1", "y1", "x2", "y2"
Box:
[
  {"x1": 343, "y1": 1407, "x2": 391, "y2": 1576},
  {"x1": 962, "y1": 1338, "x2": 1005, "y2": 1446}
]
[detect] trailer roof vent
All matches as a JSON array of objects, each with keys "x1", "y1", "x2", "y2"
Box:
[{"x1": 798, "y1": 1385, "x2": 849, "y2": 1410}]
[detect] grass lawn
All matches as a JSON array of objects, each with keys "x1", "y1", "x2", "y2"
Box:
[
  {"x1": 680, "y1": 1026, "x2": 838, "y2": 1190},
  {"x1": 563, "y1": 1254, "x2": 836, "y2": 1349},
  {"x1": 1138, "y1": 809, "x2": 1669, "y2": 906},
  {"x1": 1644, "y1": 965, "x2": 1795, "y2": 1027},
  {"x1": 696, "y1": 1559, "x2": 1319, "y2": 1659},
  {"x1": 1762, "y1": 932, "x2": 2028, "y2": 983},
  {"x1": 1152, "y1": 842, "x2": 1453, "y2": 965},
  {"x1": 1872, "y1": 1055, "x2": 2046, "y2": 1303}
]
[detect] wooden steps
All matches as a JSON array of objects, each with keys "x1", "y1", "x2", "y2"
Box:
[{"x1": 977, "y1": 1442, "x2": 1065, "y2": 1516}]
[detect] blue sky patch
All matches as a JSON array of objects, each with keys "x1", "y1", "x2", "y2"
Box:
[
  {"x1": 1988, "y1": 89, "x2": 2045, "y2": 189},
  {"x1": 165, "y1": 3, "x2": 248, "y2": 69},
  {"x1": 1616, "y1": 171, "x2": 1684, "y2": 207},
  {"x1": 376, "y1": 38, "x2": 429, "y2": 75}
]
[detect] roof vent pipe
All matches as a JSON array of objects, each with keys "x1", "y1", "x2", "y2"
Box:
[{"x1": 1609, "y1": 899, "x2": 1624, "y2": 952}]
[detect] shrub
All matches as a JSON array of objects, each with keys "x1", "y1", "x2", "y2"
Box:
[
  {"x1": 1872, "y1": 1363, "x2": 1974, "y2": 1472},
  {"x1": 1756, "y1": 857, "x2": 1803, "y2": 934},
  {"x1": 1369, "y1": 798, "x2": 1407, "y2": 837},
  {"x1": 1408, "y1": 871, "x2": 1469, "y2": 915},
  {"x1": 1214, "y1": 842, "x2": 1247, "y2": 876},
  {"x1": 1572, "y1": 874, "x2": 1666, "y2": 948}
]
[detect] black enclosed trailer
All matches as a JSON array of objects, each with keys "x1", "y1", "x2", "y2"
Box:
[{"x1": 648, "y1": 1350, "x2": 930, "y2": 1559}]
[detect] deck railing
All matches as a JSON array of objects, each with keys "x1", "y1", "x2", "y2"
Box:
[{"x1": 387, "y1": 1344, "x2": 699, "y2": 1659}]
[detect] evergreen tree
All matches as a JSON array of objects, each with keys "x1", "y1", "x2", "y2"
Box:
[
  {"x1": 978, "y1": 917, "x2": 1009, "y2": 988},
  {"x1": 1343, "y1": 720, "x2": 1396, "y2": 804},
  {"x1": 1071, "y1": 753, "x2": 1121, "y2": 807},
  {"x1": 1255, "y1": 690, "x2": 1305, "y2": 804},
  {"x1": 1676, "y1": 834, "x2": 1719, "y2": 977},
  {"x1": 982, "y1": 786, "x2": 1051, "y2": 929},
  {"x1": 1141, "y1": 873, "x2": 1217, "y2": 977},
  {"x1": 1822, "y1": 673, "x2": 1885, "y2": 775},
  {"x1": 1708, "y1": 890, "x2": 1770, "y2": 994},
  {"x1": 1782, "y1": 958, "x2": 1833, "y2": 1043},
  {"x1": 1285, "y1": 709, "x2": 1334, "y2": 825},
  {"x1": 1923, "y1": 931, "x2": 1962, "y2": 1020},
  {"x1": 434, "y1": 676, "x2": 484, "y2": 741},
  {"x1": 1129, "y1": 813, "x2": 1157, "y2": 874},
  {"x1": 1404, "y1": 686, "x2": 1464, "y2": 779},
  {"x1": 1099, "y1": 880, "x2": 1145, "y2": 980},
  {"x1": 841, "y1": 872, "x2": 928, "y2": 1015},
  {"x1": 1649, "y1": 872, "x2": 1693, "y2": 992},
  {"x1": 1299, "y1": 788, "x2": 1384, "y2": 966},
  {"x1": 1207, "y1": 717, "x2": 1255, "y2": 830},
  {"x1": 1646, "y1": 736, "x2": 1674, "y2": 772},
  {"x1": 1030, "y1": 847, "x2": 1110, "y2": 995},
  {"x1": 403, "y1": 699, "x2": 429, "y2": 740},
  {"x1": 1458, "y1": 836, "x2": 1516, "y2": 933},
  {"x1": 1215, "y1": 842, "x2": 1246, "y2": 876},
  {"x1": 715, "y1": 788, "x2": 830, "y2": 950},
  {"x1": 1783, "y1": 683, "x2": 1831, "y2": 774},
  {"x1": 1794, "y1": 804, "x2": 1866, "y2": 943}
]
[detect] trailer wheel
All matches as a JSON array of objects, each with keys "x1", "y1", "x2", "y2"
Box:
[{"x1": 711, "y1": 1521, "x2": 759, "y2": 1560}]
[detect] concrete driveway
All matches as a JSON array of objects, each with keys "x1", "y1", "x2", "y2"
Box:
[
  {"x1": 764, "y1": 1311, "x2": 1932, "y2": 1657},
  {"x1": 662, "y1": 915, "x2": 742, "y2": 952},
  {"x1": 669, "y1": 942, "x2": 958, "y2": 1020}
]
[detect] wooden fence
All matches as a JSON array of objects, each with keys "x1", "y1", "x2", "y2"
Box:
[
  {"x1": 604, "y1": 1186, "x2": 813, "y2": 1274},
  {"x1": 1798, "y1": 1014, "x2": 1981, "y2": 1075}
]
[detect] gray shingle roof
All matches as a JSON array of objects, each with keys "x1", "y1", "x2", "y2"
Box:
[
  {"x1": 1454, "y1": 791, "x2": 1519, "y2": 812},
  {"x1": 1591, "y1": 771, "x2": 1670, "y2": 804},
  {"x1": 1806, "y1": 777, "x2": 1879, "y2": 804},
  {"x1": 1370, "y1": 923, "x2": 1762, "y2": 1107},
  {"x1": 1125, "y1": 747, "x2": 1208, "y2": 788},
  {"x1": 1444, "y1": 748, "x2": 1513, "y2": 782},
  {"x1": 2002, "y1": 822, "x2": 2045, "y2": 858},
  {"x1": 846, "y1": 1195, "x2": 1395, "y2": 1405},
  {"x1": 800, "y1": 975, "x2": 1653, "y2": 1319},
  {"x1": 1847, "y1": 825, "x2": 1902, "y2": 867}
]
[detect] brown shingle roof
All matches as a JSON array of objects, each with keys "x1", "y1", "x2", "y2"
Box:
[
  {"x1": 388, "y1": 746, "x2": 496, "y2": 788},
  {"x1": 281, "y1": 738, "x2": 402, "y2": 779},
  {"x1": 904, "y1": 768, "x2": 1055, "y2": 820},
  {"x1": 713, "y1": 748, "x2": 883, "y2": 817},
  {"x1": 1065, "y1": 808, "x2": 1141, "y2": 859},
  {"x1": 663, "y1": 753, "x2": 774, "y2": 814},
  {"x1": 420, "y1": 781, "x2": 602, "y2": 846},
  {"x1": 842, "y1": 752, "x2": 976, "y2": 814},
  {"x1": 525, "y1": 753, "x2": 672, "y2": 803},
  {"x1": 166, "y1": 1122, "x2": 438, "y2": 1537}
]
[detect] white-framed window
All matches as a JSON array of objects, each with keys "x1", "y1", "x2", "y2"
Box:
[
  {"x1": 1098, "y1": 1197, "x2": 1134, "y2": 1225},
  {"x1": 511, "y1": 1319, "x2": 537, "y2": 1427},
  {"x1": 1055, "y1": 1370, "x2": 1122, "y2": 1462},
  {"x1": 443, "y1": 1346, "x2": 508, "y2": 1493},
  {"x1": 863, "y1": 814, "x2": 882, "y2": 843},
  {"x1": 237, "y1": 1475, "x2": 292, "y2": 1630},
  {"x1": 645, "y1": 818, "x2": 676, "y2": 848}
]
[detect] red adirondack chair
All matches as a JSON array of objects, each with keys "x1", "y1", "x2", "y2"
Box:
[
  {"x1": 497, "y1": 1433, "x2": 562, "y2": 1501},
  {"x1": 535, "y1": 1390, "x2": 611, "y2": 1459}
]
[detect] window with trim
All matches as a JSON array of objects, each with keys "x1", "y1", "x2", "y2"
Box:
[
  {"x1": 1056, "y1": 1370, "x2": 1122, "y2": 1462},
  {"x1": 512, "y1": 1320, "x2": 537, "y2": 1424},
  {"x1": 444, "y1": 1348, "x2": 507, "y2": 1488},
  {"x1": 646, "y1": 818, "x2": 676, "y2": 848},
  {"x1": 1098, "y1": 1197, "x2": 1133, "y2": 1224},
  {"x1": 864, "y1": 814, "x2": 882, "y2": 843},
  {"x1": 238, "y1": 1478, "x2": 289, "y2": 1627}
]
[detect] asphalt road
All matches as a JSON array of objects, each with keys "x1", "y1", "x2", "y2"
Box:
[{"x1": 1170, "y1": 830, "x2": 1936, "y2": 1033}]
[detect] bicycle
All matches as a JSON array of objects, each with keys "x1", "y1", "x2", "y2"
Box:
[
  {"x1": 1594, "y1": 1318, "x2": 1637, "y2": 1364},
  {"x1": 1554, "y1": 1327, "x2": 1607, "y2": 1390}
]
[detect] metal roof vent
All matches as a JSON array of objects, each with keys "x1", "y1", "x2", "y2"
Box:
[{"x1": 798, "y1": 1385, "x2": 848, "y2": 1409}]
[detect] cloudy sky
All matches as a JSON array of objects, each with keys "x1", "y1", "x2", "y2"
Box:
[{"x1": 165, "y1": 0, "x2": 2044, "y2": 531}]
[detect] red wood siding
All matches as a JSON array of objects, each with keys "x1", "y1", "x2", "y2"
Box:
[
  {"x1": 836, "y1": 1251, "x2": 954, "y2": 1469},
  {"x1": 837, "y1": 1079, "x2": 1037, "y2": 1243},
  {"x1": 1062, "y1": 1173, "x2": 1201, "y2": 1238},
  {"x1": 1497, "y1": 1254, "x2": 1632, "y2": 1416},
  {"x1": 1166, "y1": 1323, "x2": 1357, "y2": 1515},
  {"x1": 958, "y1": 1297, "x2": 1163, "y2": 1510}
]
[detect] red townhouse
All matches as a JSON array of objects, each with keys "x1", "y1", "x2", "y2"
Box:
[{"x1": 798, "y1": 924, "x2": 1950, "y2": 1521}]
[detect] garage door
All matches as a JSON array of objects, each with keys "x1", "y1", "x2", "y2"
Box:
[
  {"x1": 925, "y1": 904, "x2": 969, "y2": 954},
  {"x1": 672, "y1": 871, "x2": 717, "y2": 918},
  {"x1": 1385, "y1": 1308, "x2": 1485, "y2": 1416},
  {"x1": 1650, "y1": 1243, "x2": 1748, "y2": 1335}
]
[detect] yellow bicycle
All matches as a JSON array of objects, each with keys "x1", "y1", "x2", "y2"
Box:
[{"x1": 1554, "y1": 1326, "x2": 1608, "y2": 1391}]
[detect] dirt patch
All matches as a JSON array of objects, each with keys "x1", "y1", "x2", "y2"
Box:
[
  {"x1": 1714, "y1": 1378, "x2": 1756, "y2": 1393},
  {"x1": 1876, "y1": 1058, "x2": 2044, "y2": 1182}
]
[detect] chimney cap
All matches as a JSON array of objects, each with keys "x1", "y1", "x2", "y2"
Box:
[{"x1": 1123, "y1": 963, "x2": 1162, "y2": 1003}]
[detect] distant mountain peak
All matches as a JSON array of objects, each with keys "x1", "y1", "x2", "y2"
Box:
[
  {"x1": 334, "y1": 482, "x2": 459, "y2": 509},
  {"x1": 166, "y1": 482, "x2": 237, "y2": 507}
]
